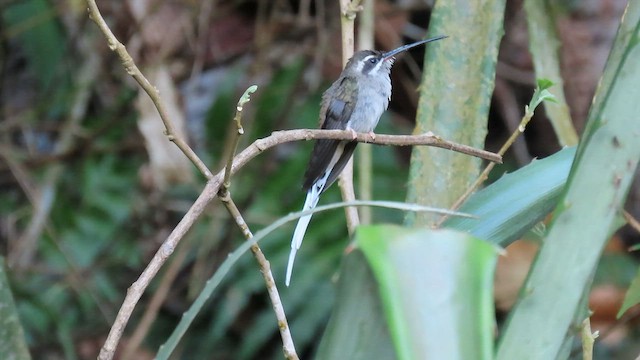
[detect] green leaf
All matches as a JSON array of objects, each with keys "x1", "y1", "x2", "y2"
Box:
[
  {"x1": 528, "y1": 81, "x2": 558, "y2": 111},
  {"x1": 2, "y1": 0, "x2": 67, "y2": 89},
  {"x1": 496, "y1": 3, "x2": 640, "y2": 358},
  {"x1": 629, "y1": 244, "x2": 640, "y2": 252},
  {"x1": 315, "y1": 251, "x2": 396, "y2": 360},
  {"x1": 0, "y1": 258, "x2": 31, "y2": 360},
  {"x1": 536, "y1": 78, "x2": 555, "y2": 90},
  {"x1": 357, "y1": 226, "x2": 498, "y2": 360},
  {"x1": 618, "y1": 268, "x2": 640, "y2": 318},
  {"x1": 444, "y1": 146, "x2": 576, "y2": 247}
]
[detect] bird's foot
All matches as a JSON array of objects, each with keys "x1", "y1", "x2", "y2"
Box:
[
  {"x1": 349, "y1": 129, "x2": 358, "y2": 140},
  {"x1": 367, "y1": 131, "x2": 376, "y2": 141}
]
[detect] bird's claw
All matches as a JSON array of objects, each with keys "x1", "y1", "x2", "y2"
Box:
[{"x1": 368, "y1": 132, "x2": 376, "y2": 141}]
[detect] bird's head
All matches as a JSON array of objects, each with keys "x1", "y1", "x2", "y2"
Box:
[{"x1": 344, "y1": 35, "x2": 448, "y2": 78}]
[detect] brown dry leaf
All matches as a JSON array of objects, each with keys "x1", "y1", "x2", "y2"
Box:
[
  {"x1": 494, "y1": 240, "x2": 539, "y2": 311},
  {"x1": 590, "y1": 284, "x2": 628, "y2": 346},
  {"x1": 135, "y1": 64, "x2": 194, "y2": 190},
  {"x1": 128, "y1": 0, "x2": 192, "y2": 60}
]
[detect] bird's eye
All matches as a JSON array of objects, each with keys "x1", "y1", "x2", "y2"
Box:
[{"x1": 369, "y1": 58, "x2": 378, "y2": 64}]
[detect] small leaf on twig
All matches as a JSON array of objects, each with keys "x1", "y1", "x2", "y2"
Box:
[
  {"x1": 528, "y1": 78, "x2": 558, "y2": 112},
  {"x1": 237, "y1": 85, "x2": 258, "y2": 110}
]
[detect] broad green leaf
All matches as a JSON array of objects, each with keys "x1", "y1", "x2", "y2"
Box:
[
  {"x1": 357, "y1": 226, "x2": 498, "y2": 360},
  {"x1": 497, "y1": 3, "x2": 640, "y2": 358},
  {"x1": 315, "y1": 251, "x2": 396, "y2": 360},
  {"x1": 444, "y1": 146, "x2": 576, "y2": 247}
]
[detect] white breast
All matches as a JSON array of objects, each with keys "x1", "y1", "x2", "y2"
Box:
[{"x1": 347, "y1": 75, "x2": 392, "y2": 133}]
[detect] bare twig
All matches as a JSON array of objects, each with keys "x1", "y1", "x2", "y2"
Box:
[
  {"x1": 623, "y1": 210, "x2": 640, "y2": 235},
  {"x1": 191, "y1": 0, "x2": 215, "y2": 78},
  {"x1": 222, "y1": 86, "x2": 257, "y2": 189},
  {"x1": 217, "y1": 86, "x2": 298, "y2": 359},
  {"x1": 218, "y1": 194, "x2": 298, "y2": 359},
  {"x1": 494, "y1": 78, "x2": 532, "y2": 164},
  {"x1": 86, "y1": 0, "x2": 213, "y2": 179},
  {"x1": 581, "y1": 317, "x2": 598, "y2": 360},
  {"x1": 338, "y1": 0, "x2": 362, "y2": 234},
  {"x1": 357, "y1": 0, "x2": 374, "y2": 225},
  {"x1": 121, "y1": 236, "x2": 192, "y2": 360},
  {"x1": 435, "y1": 89, "x2": 543, "y2": 227}
]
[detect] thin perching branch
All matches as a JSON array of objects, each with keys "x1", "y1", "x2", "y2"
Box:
[{"x1": 253, "y1": 130, "x2": 502, "y2": 163}]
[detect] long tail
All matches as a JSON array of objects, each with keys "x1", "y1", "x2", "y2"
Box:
[
  {"x1": 287, "y1": 142, "x2": 347, "y2": 286},
  {"x1": 286, "y1": 177, "x2": 327, "y2": 286}
]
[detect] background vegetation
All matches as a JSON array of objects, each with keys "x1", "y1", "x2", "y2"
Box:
[{"x1": 1, "y1": 0, "x2": 639, "y2": 359}]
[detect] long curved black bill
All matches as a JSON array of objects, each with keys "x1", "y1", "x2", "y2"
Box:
[{"x1": 382, "y1": 35, "x2": 448, "y2": 60}]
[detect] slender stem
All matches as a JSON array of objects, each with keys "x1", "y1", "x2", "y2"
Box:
[
  {"x1": 338, "y1": 0, "x2": 362, "y2": 234},
  {"x1": 222, "y1": 86, "x2": 257, "y2": 190},
  {"x1": 218, "y1": 194, "x2": 298, "y2": 359},
  {"x1": 218, "y1": 86, "x2": 298, "y2": 359},
  {"x1": 357, "y1": 0, "x2": 374, "y2": 225},
  {"x1": 121, "y1": 237, "x2": 192, "y2": 360},
  {"x1": 581, "y1": 317, "x2": 598, "y2": 360},
  {"x1": 524, "y1": 0, "x2": 578, "y2": 146},
  {"x1": 623, "y1": 210, "x2": 640, "y2": 234},
  {"x1": 435, "y1": 106, "x2": 534, "y2": 227}
]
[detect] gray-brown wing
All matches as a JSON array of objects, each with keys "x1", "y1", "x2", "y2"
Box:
[
  {"x1": 323, "y1": 141, "x2": 357, "y2": 190},
  {"x1": 302, "y1": 76, "x2": 358, "y2": 191}
]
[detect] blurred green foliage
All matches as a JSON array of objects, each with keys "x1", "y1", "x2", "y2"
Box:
[
  {"x1": 3, "y1": 0, "x2": 72, "y2": 119},
  {"x1": 1, "y1": 1, "x2": 639, "y2": 359}
]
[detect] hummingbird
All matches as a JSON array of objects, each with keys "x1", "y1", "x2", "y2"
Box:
[{"x1": 286, "y1": 35, "x2": 447, "y2": 286}]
